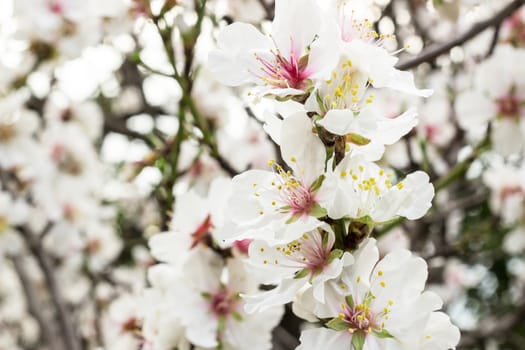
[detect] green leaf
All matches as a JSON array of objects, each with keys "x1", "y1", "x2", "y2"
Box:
[
  {"x1": 294, "y1": 268, "x2": 310, "y2": 279},
  {"x1": 351, "y1": 331, "x2": 366, "y2": 350},
  {"x1": 326, "y1": 317, "x2": 349, "y2": 332},
  {"x1": 345, "y1": 294, "x2": 355, "y2": 309},
  {"x1": 372, "y1": 328, "x2": 394, "y2": 339},
  {"x1": 309, "y1": 203, "x2": 327, "y2": 218}
]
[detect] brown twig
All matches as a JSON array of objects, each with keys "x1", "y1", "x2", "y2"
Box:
[
  {"x1": 9, "y1": 254, "x2": 64, "y2": 350},
  {"x1": 397, "y1": 0, "x2": 525, "y2": 70},
  {"x1": 18, "y1": 225, "x2": 81, "y2": 350}
]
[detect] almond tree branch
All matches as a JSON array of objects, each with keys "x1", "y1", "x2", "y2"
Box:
[
  {"x1": 9, "y1": 254, "x2": 64, "y2": 350},
  {"x1": 397, "y1": 0, "x2": 525, "y2": 70},
  {"x1": 18, "y1": 225, "x2": 81, "y2": 350}
]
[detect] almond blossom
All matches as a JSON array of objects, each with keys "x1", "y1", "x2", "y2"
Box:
[
  {"x1": 218, "y1": 112, "x2": 333, "y2": 244},
  {"x1": 244, "y1": 225, "x2": 354, "y2": 312},
  {"x1": 296, "y1": 239, "x2": 460, "y2": 350},
  {"x1": 209, "y1": 0, "x2": 339, "y2": 98}
]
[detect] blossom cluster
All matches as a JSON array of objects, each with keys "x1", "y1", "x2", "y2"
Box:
[{"x1": 3, "y1": 0, "x2": 525, "y2": 349}]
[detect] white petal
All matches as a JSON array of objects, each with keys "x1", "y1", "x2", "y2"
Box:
[
  {"x1": 297, "y1": 327, "x2": 350, "y2": 350},
  {"x1": 280, "y1": 111, "x2": 326, "y2": 184},
  {"x1": 209, "y1": 22, "x2": 272, "y2": 86},
  {"x1": 383, "y1": 69, "x2": 433, "y2": 97},
  {"x1": 454, "y1": 90, "x2": 495, "y2": 130}
]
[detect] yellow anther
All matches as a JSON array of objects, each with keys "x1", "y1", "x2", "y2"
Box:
[
  {"x1": 380, "y1": 281, "x2": 386, "y2": 288},
  {"x1": 397, "y1": 182, "x2": 404, "y2": 190}
]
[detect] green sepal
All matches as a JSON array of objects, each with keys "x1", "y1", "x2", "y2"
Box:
[
  {"x1": 327, "y1": 249, "x2": 343, "y2": 263},
  {"x1": 294, "y1": 268, "x2": 310, "y2": 279},
  {"x1": 298, "y1": 54, "x2": 309, "y2": 71},
  {"x1": 326, "y1": 317, "x2": 349, "y2": 332},
  {"x1": 201, "y1": 292, "x2": 212, "y2": 300},
  {"x1": 217, "y1": 316, "x2": 226, "y2": 332},
  {"x1": 372, "y1": 328, "x2": 394, "y2": 339},
  {"x1": 351, "y1": 331, "x2": 366, "y2": 350},
  {"x1": 285, "y1": 215, "x2": 300, "y2": 224},
  {"x1": 315, "y1": 91, "x2": 327, "y2": 114},
  {"x1": 346, "y1": 133, "x2": 371, "y2": 146},
  {"x1": 309, "y1": 203, "x2": 327, "y2": 218},
  {"x1": 345, "y1": 294, "x2": 355, "y2": 309},
  {"x1": 231, "y1": 311, "x2": 243, "y2": 322},
  {"x1": 310, "y1": 174, "x2": 325, "y2": 192}
]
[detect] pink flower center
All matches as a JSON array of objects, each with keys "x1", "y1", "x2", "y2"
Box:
[
  {"x1": 340, "y1": 303, "x2": 377, "y2": 332},
  {"x1": 275, "y1": 230, "x2": 332, "y2": 274},
  {"x1": 497, "y1": 94, "x2": 521, "y2": 118},
  {"x1": 233, "y1": 239, "x2": 252, "y2": 255},
  {"x1": 506, "y1": 10, "x2": 525, "y2": 46},
  {"x1": 209, "y1": 289, "x2": 238, "y2": 317},
  {"x1": 191, "y1": 215, "x2": 213, "y2": 248},
  {"x1": 500, "y1": 185, "x2": 523, "y2": 200},
  {"x1": 281, "y1": 181, "x2": 316, "y2": 217},
  {"x1": 424, "y1": 124, "x2": 438, "y2": 143},
  {"x1": 48, "y1": 1, "x2": 63, "y2": 14},
  {"x1": 254, "y1": 47, "x2": 310, "y2": 90}
]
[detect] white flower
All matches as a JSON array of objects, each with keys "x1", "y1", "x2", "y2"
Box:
[
  {"x1": 244, "y1": 225, "x2": 353, "y2": 312},
  {"x1": 322, "y1": 154, "x2": 434, "y2": 222},
  {"x1": 455, "y1": 45, "x2": 525, "y2": 156},
  {"x1": 167, "y1": 247, "x2": 283, "y2": 350},
  {"x1": 209, "y1": 0, "x2": 338, "y2": 98},
  {"x1": 316, "y1": 106, "x2": 418, "y2": 161},
  {"x1": 483, "y1": 164, "x2": 525, "y2": 225},
  {"x1": 296, "y1": 239, "x2": 460, "y2": 350},
  {"x1": 0, "y1": 89, "x2": 41, "y2": 170},
  {"x1": 0, "y1": 190, "x2": 29, "y2": 256},
  {"x1": 218, "y1": 112, "x2": 332, "y2": 244},
  {"x1": 149, "y1": 177, "x2": 232, "y2": 266}
]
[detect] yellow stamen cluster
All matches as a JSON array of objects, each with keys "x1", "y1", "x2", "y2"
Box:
[
  {"x1": 323, "y1": 59, "x2": 370, "y2": 111},
  {"x1": 338, "y1": 165, "x2": 401, "y2": 195}
]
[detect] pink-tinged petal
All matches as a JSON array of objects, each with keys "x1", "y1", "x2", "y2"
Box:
[{"x1": 271, "y1": 0, "x2": 323, "y2": 58}]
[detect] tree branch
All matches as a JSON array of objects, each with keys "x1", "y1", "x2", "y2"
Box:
[
  {"x1": 9, "y1": 254, "x2": 64, "y2": 350},
  {"x1": 397, "y1": 0, "x2": 525, "y2": 70},
  {"x1": 18, "y1": 225, "x2": 81, "y2": 350}
]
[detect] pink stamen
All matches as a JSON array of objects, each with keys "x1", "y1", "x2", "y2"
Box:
[{"x1": 497, "y1": 94, "x2": 521, "y2": 118}]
